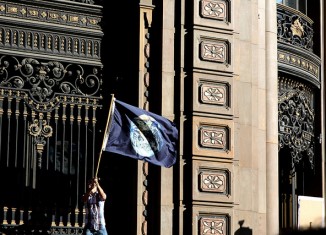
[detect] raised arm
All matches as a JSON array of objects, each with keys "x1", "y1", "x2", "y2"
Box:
[{"x1": 94, "y1": 178, "x2": 107, "y2": 200}]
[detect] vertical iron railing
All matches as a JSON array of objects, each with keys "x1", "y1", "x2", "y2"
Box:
[{"x1": 0, "y1": 89, "x2": 102, "y2": 234}]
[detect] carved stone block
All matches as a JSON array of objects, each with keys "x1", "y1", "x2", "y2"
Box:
[
  {"x1": 192, "y1": 116, "x2": 234, "y2": 158},
  {"x1": 193, "y1": 160, "x2": 233, "y2": 203},
  {"x1": 192, "y1": 205, "x2": 233, "y2": 235},
  {"x1": 193, "y1": 31, "x2": 233, "y2": 73},
  {"x1": 193, "y1": 0, "x2": 233, "y2": 31},
  {"x1": 193, "y1": 72, "x2": 233, "y2": 116}
]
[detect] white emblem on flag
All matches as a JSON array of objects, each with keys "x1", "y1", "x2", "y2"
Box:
[{"x1": 130, "y1": 114, "x2": 163, "y2": 157}]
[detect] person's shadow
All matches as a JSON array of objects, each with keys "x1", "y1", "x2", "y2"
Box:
[{"x1": 234, "y1": 220, "x2": 252, "y2": 235}]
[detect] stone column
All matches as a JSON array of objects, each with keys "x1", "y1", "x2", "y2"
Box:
[
  {"x1": 160, "y1": 0, "x2": 175, "y2": 234},
  {"x1": 266, "y1": 1, "x2": 279, "y2": 234}
]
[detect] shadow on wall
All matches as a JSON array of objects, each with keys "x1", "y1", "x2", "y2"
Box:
[{"x1": 234, "y1": 220, "x2": 252, "y2": 235}]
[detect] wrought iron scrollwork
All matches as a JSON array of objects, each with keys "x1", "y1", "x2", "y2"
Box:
[
  {"x1": 278, "y1": 85, "x2": 315, "y2": 169},
  {"x1": 29, "y1": 113, "x2": 53, "y2": 168},
  {"x1": 29, "y1": 119, "x2": 53, "y2": 139},
  {"x1": 277, "y1": 9, "x2": 314, "y2": 51},
  {"x1": 0, "y1": 55, "x2": 101, "y2": 103}
]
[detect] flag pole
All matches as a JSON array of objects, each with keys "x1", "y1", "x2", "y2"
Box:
[{"x1": 95, "y1": 93, "x2": 115, "y2": 178}]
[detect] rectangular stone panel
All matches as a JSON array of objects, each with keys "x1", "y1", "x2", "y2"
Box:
[
  {"x1": 193, "y1": 160, "x2": 234, "y2": 203},
  {"x1": 193, "y1": 205, "x2": 234, "y2": 235},
  {"x1": 193, "y1": 72, "x2": 233, "y2": 116},
  {"x1": 193, "y1": 0, "x2": 233, "y2": 31},
  {"x1": 193, "y1": 30, "x2": 234, "y2": 73},
  {"x1": 192, "y1": 116, "x2": 234, "y2": 158}
]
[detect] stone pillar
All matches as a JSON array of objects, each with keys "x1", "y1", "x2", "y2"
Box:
[
  {"x1": 160, "y1": 0, "x2": 175, "y2": 234},
  {"x1": 266, "y1": 1, "x2": 279, "y2": 234}
]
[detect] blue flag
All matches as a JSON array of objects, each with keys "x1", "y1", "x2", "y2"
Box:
[{"x1": 104, "y1": 99, "x2": 178, "y2": 168}]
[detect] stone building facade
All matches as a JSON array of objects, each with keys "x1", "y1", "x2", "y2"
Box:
[{"x1": 0, "y1": 0, "x2": 324, "y2": 235}]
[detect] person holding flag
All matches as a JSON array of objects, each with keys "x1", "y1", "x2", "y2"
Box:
[
  {"x1": 90, "y1": 94, "x2": 178, "y2": 233},
  {"x1": 82, "y1": 177, "x2": 108, "y2": 235}
]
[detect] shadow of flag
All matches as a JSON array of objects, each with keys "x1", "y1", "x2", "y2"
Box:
[{"x1": 104, "y1": 99, "x2": 178, "y2": 168}]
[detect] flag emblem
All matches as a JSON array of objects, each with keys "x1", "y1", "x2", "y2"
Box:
[{"x1": 130, "y1": 114, "x2": 164, "y2": 157}]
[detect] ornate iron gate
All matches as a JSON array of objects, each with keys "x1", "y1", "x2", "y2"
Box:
[
  {"x1": 0, "y1": 0, "x2": 104, "y2": 234},
  {"x1": 278, "y1": 76, "x2": 317, "y2": 229}
]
